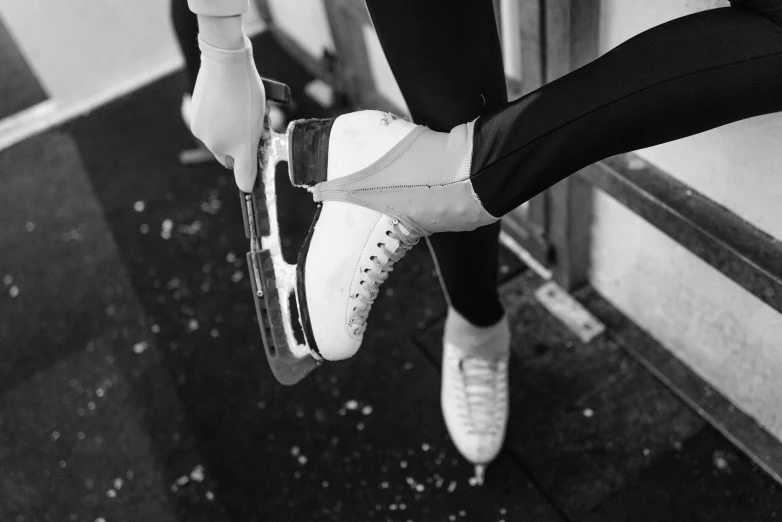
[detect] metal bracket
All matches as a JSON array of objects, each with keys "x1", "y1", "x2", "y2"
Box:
[{"x1": 535, "y1": 280, "x2": 605, "y2": 344}]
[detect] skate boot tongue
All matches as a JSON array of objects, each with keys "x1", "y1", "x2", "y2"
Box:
[
  {"x1": 459, "y1": 355, "x2": 507, "y2": 433},
  {"x1": 350, "y1": 217, "x2": 419, "y2": 336},
  {"x1": 441, "y1": 310, "x2": 510, "y2": 476}
]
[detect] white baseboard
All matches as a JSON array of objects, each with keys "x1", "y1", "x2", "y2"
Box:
[{"x1": 0, "y1": 55, "x2": 183, "y2": 153}]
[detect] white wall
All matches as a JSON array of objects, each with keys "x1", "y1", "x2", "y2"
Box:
[
  {"x1": 591, "y1": 0, "x2": 782, "y2": 437},
  {"x1": 0, "y1": 0, "x2": 264, "y2": 150},
  {"x1": 0, "y1": 0, "x2": 179, "y2": 105}
]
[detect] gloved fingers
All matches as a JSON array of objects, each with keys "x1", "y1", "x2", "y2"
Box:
[
  {"x1": 231, "y1": 148, "x2": 258, "y2": 193},
  {"x1": 188, "y1": 35, "x2": 265, "y2": 193}
]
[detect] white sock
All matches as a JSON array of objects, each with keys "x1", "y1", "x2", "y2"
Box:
[{"x1": 443, "y1": 307, "x2": 510, "y2": 359}]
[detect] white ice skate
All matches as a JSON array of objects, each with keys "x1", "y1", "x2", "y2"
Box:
[
  {"x1": 251, "y1": 108, "x2": 499, "y2": 384},
  {"x1": 441, "y1": 308, "x2": 510, "y2": 485}
]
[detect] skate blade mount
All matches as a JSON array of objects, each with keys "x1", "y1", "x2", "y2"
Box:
[{"x1": 242, "y1": 79, "x2": 321, "y2": 386}]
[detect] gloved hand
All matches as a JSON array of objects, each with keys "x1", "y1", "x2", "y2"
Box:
[{"x1": 190, "y1": 36, "x2": 266, "y2": 193}]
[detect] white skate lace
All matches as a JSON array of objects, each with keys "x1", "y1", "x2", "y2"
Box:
[
  {"x1": 457, "y1": 357, "x2": 508, "y2": 435},
  {"x1": 349, "y1": 218, "x2": 419, "y2": 335}
]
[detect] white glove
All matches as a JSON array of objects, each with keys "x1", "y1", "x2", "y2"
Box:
[{"x1": 190, "y1": 36, "x2": 266, "y2": 193}]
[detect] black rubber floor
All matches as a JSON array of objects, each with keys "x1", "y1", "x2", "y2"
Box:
[{"x1": 1, "y1": 31, "x2": 781, "y2": 522}]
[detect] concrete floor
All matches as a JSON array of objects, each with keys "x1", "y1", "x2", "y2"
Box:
[{"x1": 1, "y1": 33, "x2": 781, "y2": 522}]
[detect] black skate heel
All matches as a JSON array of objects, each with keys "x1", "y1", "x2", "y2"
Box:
[
  {"x1": 240, "y1": 78, "x2": 320, "y2": 386},
  {"x1": 287, "y1": 118, "x2": 335, "y2": 187}
]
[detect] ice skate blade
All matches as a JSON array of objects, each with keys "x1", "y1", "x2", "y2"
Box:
[
  {"x1": 247, "y1": 250, "x2": 319, "y2": 385},
  {"x1": 243, "y1": 117, "x2": 322, "y2": 386}
]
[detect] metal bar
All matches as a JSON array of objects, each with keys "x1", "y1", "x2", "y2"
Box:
[
  {"x1": 527, "y1": 193, "x2": 548, "y2": 236},
  {"x1": 267, "y1": 27, "x2": 332, "y2": 83},
  {"x1": 322, "y1": 0, "x2": 376, "y2": 110},
  {"x1": 501, "y1": 216, "x2": 552, "y2": 267},
  {"x1": 541, "y1": 0, "x2": 593, "y2": 291},
  {"x1": 499, "y1": 230, "x2": 553, "y2": 280},
  {"x1": 569, "y1": 0, "x2": 601, "y2": 70},
  {"x1": 579, "y1": 153, "x2": 782, "y2": 313},
  {"x1": 496, "y1": 0, "x2": 551, "y2": 269},
  {"x1": 500, "y1": 0, "x2": 523, "y2": 98},
  {"x1": 519, "y1": 0, "x2": 544, "y2": 96},
  {"x1": 542, "y1": 0, "x2": 570, "y2": 83},
  {"x1": 547, "y1": 176, "x2": 592, "y2": 291}
]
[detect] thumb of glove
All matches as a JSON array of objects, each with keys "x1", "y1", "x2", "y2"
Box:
[{"x1": 230, "y1": 147, "x2": 259, "y2": 193}]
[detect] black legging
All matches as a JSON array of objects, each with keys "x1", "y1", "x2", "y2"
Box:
[
  {"x1": 468, "y1": 0, "x2": 782, "y2": 216},
  {"x1": 366, "y1": 1, "x2": 508, "y2": 327}
]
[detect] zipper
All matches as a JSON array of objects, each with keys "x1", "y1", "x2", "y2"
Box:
[{"x1": 324, "y1": 178, "x2": 468, "y2": 193}]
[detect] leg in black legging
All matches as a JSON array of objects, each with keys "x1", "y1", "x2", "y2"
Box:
[
  {"x1": 171, "y1": 0, "x2": 201, "y2": 95},
  {"x1": 471, "y1": 1, "x2": 782, "y2": 216},
  {"x1": 365, "y1": 0, "x2": 507, "y2": 326}
]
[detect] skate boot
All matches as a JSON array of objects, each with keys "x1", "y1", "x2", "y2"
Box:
[
  {"x1": 253, "y1": 109, "x2": 499, "y2": 384},
  {"x1": 441, "y1": 308, "x2": 510, "y2": 485},
  {"x1": 282, "y1": 111, "x2": 500, "y2": 368}
]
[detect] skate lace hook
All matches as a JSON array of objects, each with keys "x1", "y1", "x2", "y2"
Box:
[{"x1": 350, "y1": 218, "x2": 419, "y2": 335}]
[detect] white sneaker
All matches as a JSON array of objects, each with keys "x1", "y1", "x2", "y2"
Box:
[{"x1": 441, "y1": 308, "x2": 510, "y2": 484}]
